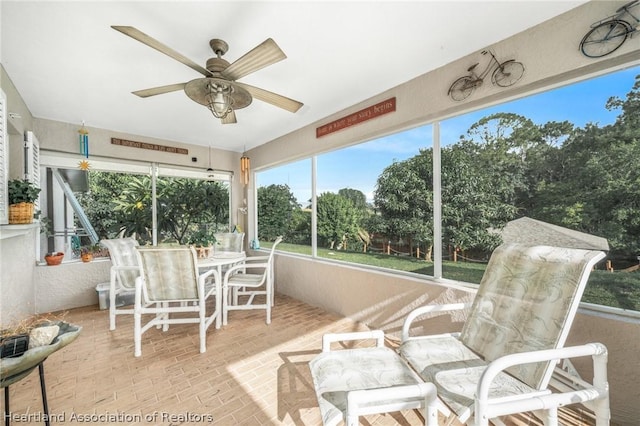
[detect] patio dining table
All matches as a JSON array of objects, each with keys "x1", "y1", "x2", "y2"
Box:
[
  {"x1": 198, "y1": 251, "x2": 246, "y2": 328},
  {"x1": 198, "y1": 251, "x2": 246, "y2": 271}
]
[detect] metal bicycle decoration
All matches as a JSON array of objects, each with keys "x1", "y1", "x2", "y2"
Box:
[
  {"x1": 447, "y1": 50, "x2": 525, "y2": 102},
  {"x1": 580, "y1": 0, "x2": 639, "y2": 58}
]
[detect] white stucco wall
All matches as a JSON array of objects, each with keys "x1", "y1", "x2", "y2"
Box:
[
  {"x1": 34, "y1": 259, "x2": 110, "y2": 314},
  {"x1": 0, "y1": 226, "x2": 39, "y2": 325}
]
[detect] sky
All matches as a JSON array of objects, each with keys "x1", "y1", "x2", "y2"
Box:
[{"x1": 257, "y1": 65, "x2": 640, "y2": 205}]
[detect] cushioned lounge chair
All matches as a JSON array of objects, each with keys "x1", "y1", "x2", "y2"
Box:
[{"x1": 309, "y1": 243, "x2": 609, "y2": 426}]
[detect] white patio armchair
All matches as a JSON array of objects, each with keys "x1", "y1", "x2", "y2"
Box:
[
  {"x1": 133, "y1": 246, "x2": 220, "y2": 357},
  {"x1": 309, "y1": 243, "x2": 610, "y2": 426},
  {"x1": 222, "y1": 236, "x2": 283, "y2": 325},
  {"x1": 100, "y1": 237, "x2": 140, "y2": 330}
]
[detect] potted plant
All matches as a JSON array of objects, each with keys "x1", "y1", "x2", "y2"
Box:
[
  {"x1": 189, "y1": 230, "x2": 214, "y2": 258},
  {"x1": 7, "y1": 179, "x2": 41, "y2": 224},
  {"x1": 80, "y1": 244, "x2": 100, "y2": 262},
  {"x1": 44, "y1": 252, "x2": 64, "y2": 266}
]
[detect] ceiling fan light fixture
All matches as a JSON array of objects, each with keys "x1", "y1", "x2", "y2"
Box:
[{"x1": 206, "y1": 83, "x2": 234, "y2": 119}]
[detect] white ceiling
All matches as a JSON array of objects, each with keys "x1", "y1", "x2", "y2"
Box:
[{"x1": 1, "y1": 1, "x2": 587, "y2": 153}]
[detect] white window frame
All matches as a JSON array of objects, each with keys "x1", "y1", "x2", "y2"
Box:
[{"x1": 0, "y1": 90, "x2": 8, "y2": 225}]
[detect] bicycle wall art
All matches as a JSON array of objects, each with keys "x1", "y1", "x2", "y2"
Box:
[
  {"x1": 579, "y1": 0, "x2": 639, "y2": 58},
  {"x1": 447, "y1": 50, "x2": 525, "y2": 102}
]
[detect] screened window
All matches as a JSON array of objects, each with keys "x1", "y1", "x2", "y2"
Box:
[
  {"x1": 255, "y1": 66, "x2": 640, "y2": 312},
  {"x1": 256, "y1": 158, "x2": 311, "y2": 255},
  {"x1": 38, "y1": 153, "x2": 231, "y2": 262}
]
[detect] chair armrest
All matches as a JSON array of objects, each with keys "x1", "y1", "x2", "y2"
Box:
[
  {"x1": 110, "y1": 265, "x2": 140, "y2": 291},
  {"x1": 198, "y1": 267, "x2": 219, "y2": 283},
  {"x1": 401, "y1": 303, "x2": 471, "y2": 341},
  {"x1": 198, "y1": 268, "x2": 220, "y2": 297},
  {"x1": 475, "y1": 343, "x2": 609, "y2": 420},
  {"x1": 223, "y1": 262, "x2": 269, "y2": 281},
  {"x1": 321, "y1": 330, "x2": 385, "y2": 352},
  {"x1": 244, "y1": 255, "x2": 269, "y2": 262}
]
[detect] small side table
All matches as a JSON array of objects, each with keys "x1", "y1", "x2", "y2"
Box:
[{"x1": 1, "y1": 322, "x2": 82, "y2": 426}]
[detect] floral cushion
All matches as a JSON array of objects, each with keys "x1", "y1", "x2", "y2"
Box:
[
  {"x1": 399, "y1": 335, "x2": 536, "y2": 421},
  {"x1": 459, "y1": 244, "x2": 603, "y2": 389},
  {"x1": 309, "y1": 347, "x2": 423, "y2": 426}
]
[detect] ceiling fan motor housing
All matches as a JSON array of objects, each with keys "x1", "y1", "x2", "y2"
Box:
[{"x1": 206, "y1": 57, "x2": 231, "y2": 74}]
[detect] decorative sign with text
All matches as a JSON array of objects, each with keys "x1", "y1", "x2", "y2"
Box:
[
  {"x1": 111, "y1": 138, "x2": 188, "y2": 155},
  {"x1": 316, "y1": 97, "x2": 396, "y2": 138}
]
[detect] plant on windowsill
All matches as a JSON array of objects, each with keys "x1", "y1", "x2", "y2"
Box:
[
  {"x1": 44, "y1": 252, "x2": 64, "y2": 266},
  {"x1": 8, "y1": 179, "x2": 41, "y2": 224},
  {"x1": 80, "y1": 244, "x2": 101, "y2": 263}
]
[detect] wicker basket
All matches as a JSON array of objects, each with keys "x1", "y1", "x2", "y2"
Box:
[{"x1": 8, "y1": 202, "x2": 34, "y2": 224}]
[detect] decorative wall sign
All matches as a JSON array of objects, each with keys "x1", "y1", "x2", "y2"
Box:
[
  {"x1": 111, "y1": 138, "x2": 188, "y2": 155},
  {"x1": 316, "y1": 97, "x2": 396, "y2": 138}
]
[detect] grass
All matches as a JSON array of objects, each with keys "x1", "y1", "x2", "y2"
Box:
[{"x1": 264, "y1": 242, "x2": 640, "y2": 311}]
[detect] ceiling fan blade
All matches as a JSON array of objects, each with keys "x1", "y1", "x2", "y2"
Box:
[
  {"x1": 221, "y1": 38, "x2": 286, "y2": 81},
  {"x1": 221, "y1": 110, "x2": 237, "y2": 124},
  {"x1": 112, "y1": 26, "x2": 212, "y2": 77},
  {"x1": 236, "y1": 82, "x2": 303, "y2": 113},
  {"x1": 132, "y1": 83, "x2": 186, "y2": 98}
]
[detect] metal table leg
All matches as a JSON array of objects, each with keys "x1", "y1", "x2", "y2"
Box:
[{"x1": 1, "y1": 361, "x2": 49, "y2": 426}]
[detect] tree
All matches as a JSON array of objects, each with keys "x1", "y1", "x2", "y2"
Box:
[
  {"x1": 316, "y1": 192, "x2": 361, "y2": 249},
  {"x1": 80, "y1": 172, "x2": 229, "y2": 245},
  {"x1": 257, "y1": 184, "x2": 299, "y2": 242},
  {"x1": 374, "y1": 154, "x2": 433, "y2": 252},
  {"x1": 77, "y1": 171, "x2": 132, "y2": 239},
  {"x1": 374, "y1": 143, "x2": 512, "y2": 255},
  {"x1": 338, "y1": 188, "x2": 368, "y2": 212},
  {"x1": 527, "y1": 75, "x2": 640, "y2": 256},
  {"x1": 155, "y1": 177, "x2": 228, "y2": 244},
  {"x1": 440, "y1": 144, "x2": 512, "y2": 251}
]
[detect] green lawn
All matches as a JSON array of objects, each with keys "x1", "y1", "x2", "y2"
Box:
[{"x1": 264, "y1": 242, "x2": 640, "y2": 311}]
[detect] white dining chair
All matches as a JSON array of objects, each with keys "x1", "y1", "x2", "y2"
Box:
[
  {"x1": 222, "y1": 236, "x2": 282, "y2": 325},
  {"x1": 133, "y1": 246, "x2": 220, "y2": 357}
]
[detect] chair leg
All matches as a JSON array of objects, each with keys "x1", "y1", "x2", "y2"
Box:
[
  {"x1": 134, "y1": 311, "x2": 142, "y2": 357},
  {"x1": 109, "y1": 288, "x2": 117, "y2": 331},
  {"x1": 266, "y1": 285, "x2": 271, "y2": 325},
  {"x1": 161, "y1": 302, "x2": 169, "y2": 332},
  {"x1": 199, "y1": 303, "x2": 206, "y2": 353},
  {"x1": 222, "y1": 286, "x2": 229, "y2": 326},
  {"x1": 542, "y1": 407, "x2": 559, "y2": 426}
]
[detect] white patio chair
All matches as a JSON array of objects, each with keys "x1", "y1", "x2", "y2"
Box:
[
  {"x1": 100, "y1": 237, "x2": 139, "y2": 330},
  {"x1": 222, "y1": 236, "x2": 283, "y2": 325},
  {"x1": 309, "y1": 244, "x2": 610, "y2": 426},
  {"x1": 133, "y1": 246, "x2": 220, "y2": 357},
  {"x1": 213, "y1": 232, "x2": 245, "y2": 253}
]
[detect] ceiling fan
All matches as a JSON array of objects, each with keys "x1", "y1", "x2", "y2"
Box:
[{"x1": 112, "y1": 26, "x2": 303, "y2": 124}]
